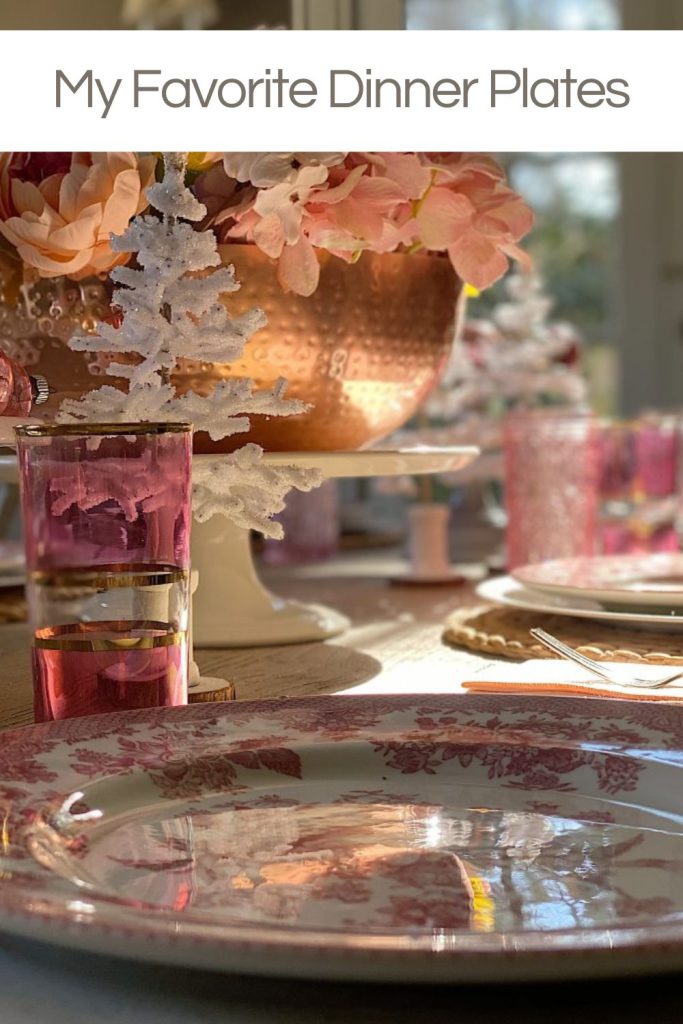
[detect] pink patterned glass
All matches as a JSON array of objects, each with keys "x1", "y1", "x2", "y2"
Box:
[
  {"x1": 504, "y1": 411, "x2": 600, "y2": 570},
  {"x1": 15, "y1": 423, "x2": 192, "y2": 723}
]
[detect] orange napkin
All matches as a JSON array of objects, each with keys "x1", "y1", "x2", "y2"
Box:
[{"x1": 462, "y1": 660, "x2": 683, "y2": 702}]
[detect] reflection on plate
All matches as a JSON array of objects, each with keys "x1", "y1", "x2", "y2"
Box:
[
  {"x1": 478, "y1": 574, "x2": 683, "y2": 630},
  {"x1": 514, "y1": 553, "x2": 683, "y2": 609},
  {"x1": 5, "y1": 696, "x2": 683, "y2": 982}
]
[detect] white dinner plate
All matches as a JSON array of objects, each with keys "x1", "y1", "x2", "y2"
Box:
[
  {"x1": 5, "y1": 696, "x2": 683, "y2": 983},
  {"x1": 514, "y1": 553, "x2": 683, "y2": 610},
  {"x1": 478, "y1": 574, "x2": 683, "y2": 629}
]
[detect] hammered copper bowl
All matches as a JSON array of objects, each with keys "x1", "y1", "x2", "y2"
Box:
[{"x1": 178, "y1": 245, "x2": 464, "y2": 453}]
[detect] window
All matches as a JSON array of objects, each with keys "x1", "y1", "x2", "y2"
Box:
[
  {"x1": 492, "y1": 154, "x2": 619, "y2": 345},
  {"x1": 406, "y1": 0, "x2": 621, "y2": 31}
]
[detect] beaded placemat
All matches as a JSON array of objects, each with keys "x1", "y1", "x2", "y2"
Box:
[{"x1": 444, "y1": 603, "x2": 683, "y2": 664}]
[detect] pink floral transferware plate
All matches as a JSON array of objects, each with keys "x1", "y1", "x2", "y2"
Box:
[
  {"x1": 4, "y1": 695, "x2": 683, "y2": 983},
  {"x1": 514, "y1": 553, "x2": 683, "y2": 609}
]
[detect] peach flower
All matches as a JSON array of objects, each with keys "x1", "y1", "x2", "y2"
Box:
[{"x1": 0, "y1": 152, "x2": 157, "y2": 280}]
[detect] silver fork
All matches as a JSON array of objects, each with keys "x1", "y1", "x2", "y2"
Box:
[{"x1": 529, "y1": 627, "x2": 683, "y2": 690}]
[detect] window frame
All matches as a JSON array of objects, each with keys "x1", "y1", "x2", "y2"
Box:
[{"x1": 290, "y1": 0, "x2": 404, "y2": 29}]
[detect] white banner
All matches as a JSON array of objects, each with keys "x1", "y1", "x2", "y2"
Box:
[{"x1": 1, "y1": 29, "x2": 679, "y2": 150}]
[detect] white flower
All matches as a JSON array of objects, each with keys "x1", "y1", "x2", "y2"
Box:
[{"x1": 221, "y1": 152, "x2": 346, "y2": 188}]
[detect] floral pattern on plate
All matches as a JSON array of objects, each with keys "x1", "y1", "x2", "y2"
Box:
[{"x1": 4, "y1": 695, "x2": 683, "y2": 982}]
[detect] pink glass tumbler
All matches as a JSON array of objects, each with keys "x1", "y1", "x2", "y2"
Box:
[
  {"x1": 504, "y1": 411, "x2": 600, "y2": 570},
  {"x1": 15, "y1": 422, "x2": 192, "y2": 723}
]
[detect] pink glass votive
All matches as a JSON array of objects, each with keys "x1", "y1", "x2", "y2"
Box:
[
  {"x1": 15, "y1": 422, "x2": 192, "y2": 722},
  {"x1": 597, "y1": 416, "x2": 681, "y2": 556},
  {"x1": 598, "y1": 423, "x2": 637, "y2": 501},
  {"x1": 504, "y1": 411, "x2": 600, "y2": 570},
  {"x1": 634, "y1": 417, "x2": 679, "y2": 498},
  {"x1": 262, "y1": 481, "x2": 340, "y2": 566}
]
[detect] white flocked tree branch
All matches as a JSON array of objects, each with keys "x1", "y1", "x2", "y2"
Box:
[{"x1": 58, "y1": 152, "x2": 320, "y2": 537}]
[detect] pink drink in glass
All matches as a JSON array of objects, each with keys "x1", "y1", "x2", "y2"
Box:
[
  {"x1": 16, "y1": 423, "x2": 192, "y2": 722},
  {"x1": 33, "y1": 623, "x2": 187, "y2": 721}
]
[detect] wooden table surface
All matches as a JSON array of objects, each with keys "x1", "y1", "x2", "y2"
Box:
[{"x1": 0, "y1": 552, "x2": 495, "y2": 731}]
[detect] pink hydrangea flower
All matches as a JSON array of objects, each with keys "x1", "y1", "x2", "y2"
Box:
[
  {"x1": 197, "y1": 152, "x2": 533, "y2": 296},
  {"x1": 416, "y1": 178, "x2": 533, "y2": 288},
  {"x1": 229, "y1": 162, "x2": 369, "y2": 295}
]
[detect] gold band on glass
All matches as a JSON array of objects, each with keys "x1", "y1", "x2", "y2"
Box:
[
  {"x1": 30, "y1": 564, "x2": 189, "y2": 589},
  {"x1": 15, "y1": 422, "x2": 191, "y2": 438},
  {"x1": 34, "y1": 620, "x2": 186, "y2": 652}
]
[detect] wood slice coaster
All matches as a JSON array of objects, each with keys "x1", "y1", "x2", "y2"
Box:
[
  {"x1": 444, "y1": 603, "x2": 683, "y2": 665},
  {"x1": 188, "y1": 676, "x2": 236, "y2": 703}
]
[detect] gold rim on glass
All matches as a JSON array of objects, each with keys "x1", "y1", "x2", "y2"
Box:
[
  {"x1": 30, "y1": 565, "x2": 189, "y2": 589},
  {"x1": 14, "y1": 422, "x2": 191, "y2": 438},
  {"x1": 33, "y1": 620, "x2": 186, "y2": 652}
]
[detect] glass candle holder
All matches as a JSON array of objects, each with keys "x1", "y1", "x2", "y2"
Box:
[
  {"x1": 261, "y1": 481, "x2": 340, "y2": 566},
  {"x1": 504, "y1": 410, "x2": 600, "y2": 570},
  {"x1": 598, "y1": 415, "x2": 681, "y2": 554},
  {"x1": 634, "y1": 415, "x2": 679, "y2": 499},
  {"x1": 15, "y1": 422, "x2": 192, "y2": 723}
]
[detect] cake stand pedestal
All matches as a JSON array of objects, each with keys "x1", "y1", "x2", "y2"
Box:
[
  {"x1": 187, "y1": 571, "x2": 236, "y2": 701},
  {"x1": 192, "y1": 447, "x2": 478, "y2": 649}
]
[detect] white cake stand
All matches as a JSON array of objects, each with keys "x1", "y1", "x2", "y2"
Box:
[{"x1": 192, "y1": 447, "x2": 479, "y2": 649}]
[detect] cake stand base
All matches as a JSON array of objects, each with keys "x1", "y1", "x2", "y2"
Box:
[{"x1": 191, "y1": 511, "x2": 350, "y2": 647}]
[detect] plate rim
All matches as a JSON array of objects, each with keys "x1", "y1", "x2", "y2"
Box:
[
  {"x1": 478, "y1": 574, "x2": 683, "y2": 626},
  {"x1": 514, "y1": 553, "x2": 683, "y2": 608}
]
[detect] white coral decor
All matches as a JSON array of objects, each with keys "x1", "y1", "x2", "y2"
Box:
[{"x1": 59, "y1": 152, "x2": 320, "y2": 538}]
